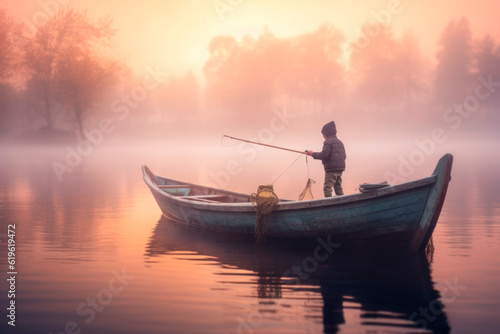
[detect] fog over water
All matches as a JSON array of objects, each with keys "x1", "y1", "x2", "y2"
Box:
[
  {"x1": 1, "y1": 1, "x2": 500, "y2": 333},
  {"x1": 1, "y1": 138, "x2": 500, "y2": 333}
]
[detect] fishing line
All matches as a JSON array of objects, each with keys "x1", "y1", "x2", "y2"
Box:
[
  {"x1": 221, "y1": 134, "x2": 312, "y2": 191},
  {"x1": 271, "y1": 153, "x2": 304, "y2": 185}
]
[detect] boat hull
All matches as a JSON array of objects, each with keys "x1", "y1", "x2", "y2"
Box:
[{"x1": 143, "y1": 154, "x2": 453, "y2": 251}]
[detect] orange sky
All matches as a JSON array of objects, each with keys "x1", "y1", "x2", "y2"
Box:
[{"x1": 4, "y1": 0, "x2": 500, "y2": 76}]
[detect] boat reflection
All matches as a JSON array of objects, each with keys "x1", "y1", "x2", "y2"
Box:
[{"x1": 145, "y1": 218, "x2": 451, "y2": 334}]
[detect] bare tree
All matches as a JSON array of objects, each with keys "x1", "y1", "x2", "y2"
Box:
[
  {"x1": 0, "y1": 8, "x2": 19, "y2": 81},
  {"x1": 0, "y1": 8, "x2": 21, "y2": 136},
  {"x1": 24, "y1": 26, "x2": 59, "y2": 129},
  {"x1": 24, "y1": 8, "x2": 119, "y2": 138}
]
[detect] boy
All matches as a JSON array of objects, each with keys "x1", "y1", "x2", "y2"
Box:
[{"x1": 306, "y1": 121, "x2": 346, "y2": 197}]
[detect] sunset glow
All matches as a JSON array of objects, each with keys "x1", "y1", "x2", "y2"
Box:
[
  {"x1": 1, "y1": 1, "x2": 500, "y2": 333},
  {"x1": 4, "y1": 0, "x2": 500, "y2": 75}
]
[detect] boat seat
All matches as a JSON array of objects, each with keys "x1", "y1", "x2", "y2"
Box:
[
  {"x1": 190, "y1": 195, "x2": 226, "y2": 198},
  {"x1": 158, "y1": 185, "x2": 189, "y2": 188},
  {"x1": 158, "y1": 185, "x2": 191, "y2": 196},
  {"x1": 184, "y1": 195, "x2": 228, "y2": 203}
]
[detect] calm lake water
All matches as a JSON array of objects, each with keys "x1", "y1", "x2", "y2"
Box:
[{"x1": 1, "y1": 139, "x2": 500, "y2": 334}]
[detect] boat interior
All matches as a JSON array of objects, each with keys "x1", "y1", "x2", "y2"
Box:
[
  {"x1": 157, "y1": 178, "x2": 252, "y2": 204},
  {"x1": 143, "y1": 164, "x2": 440, "y2": 206},
  {"x1": 144, "y1": 166, "x2": 252, "y2": 204}
]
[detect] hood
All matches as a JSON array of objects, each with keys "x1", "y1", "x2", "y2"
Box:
[{"x1": 321, "y1": 121, "x2": 337, "y2": 137}]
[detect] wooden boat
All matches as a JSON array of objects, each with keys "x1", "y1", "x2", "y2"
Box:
[{"x1": 142, "y1": 153, "x2": 453, "y2": 251}]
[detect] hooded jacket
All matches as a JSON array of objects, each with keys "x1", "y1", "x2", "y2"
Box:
[{"x1": 311, "y1": 121, "x2": 346, "y2": 172}]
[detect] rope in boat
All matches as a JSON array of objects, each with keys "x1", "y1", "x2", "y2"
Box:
[{"x1": 298, "y1": 155, "x2": 316, "y2": 201}]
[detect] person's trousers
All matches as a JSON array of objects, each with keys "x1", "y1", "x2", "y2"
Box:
[{"x1": 324, "y1": 172, "x2": 343, "y2": 197}]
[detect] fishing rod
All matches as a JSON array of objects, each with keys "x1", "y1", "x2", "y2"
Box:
[{"x1": 223, "y1": 135, "x2": 307, "y2": 155}]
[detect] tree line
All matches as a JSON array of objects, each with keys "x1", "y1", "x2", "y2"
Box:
[
  {"x1": 0, "y1": 7, "x2": 200, "y2": 142},
  {"x1": 1, "y1": 8, "x2": 120, "y2": 140},
  {"x1": 1, "y1": 7, "x2": 499, "y2": 143},
  {"x1": 204, "y1": 18, "x2": 500, "y2": 130}
]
